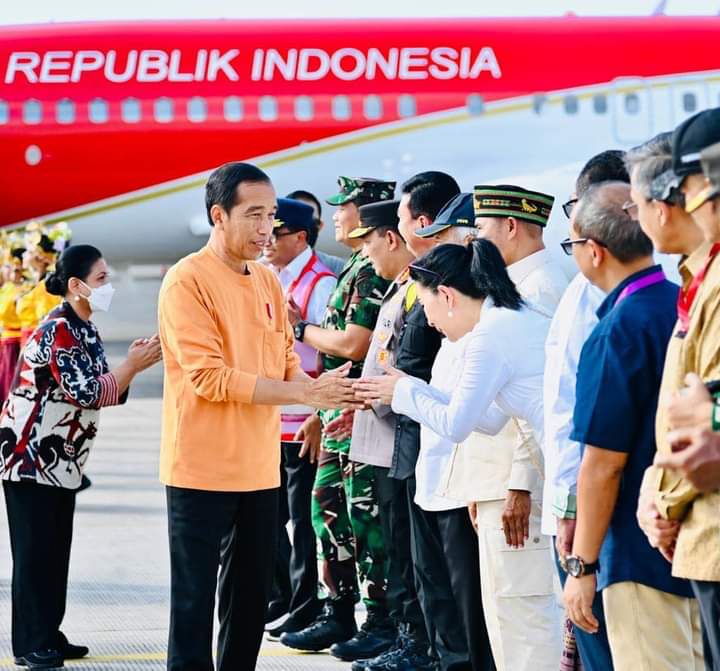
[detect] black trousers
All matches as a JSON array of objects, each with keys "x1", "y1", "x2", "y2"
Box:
[
  {"x1": 3, "y1": 480, "x2": 76, "y2": 657},
  {"x1": 408, "y1": 478, "x2": 494, "y2": 671},
  {"x1": 270, "y1": 442, "x2": 322, "y2": 622},
  {"x1": 166, "y1": 485, "x2": 278, "y2": 671},
  {"x1": 693, "y1": 580, "x2": 720, "y2": 671},
  {"x1": 375, "y1": 468, "x2": 428, "y2": 641}
]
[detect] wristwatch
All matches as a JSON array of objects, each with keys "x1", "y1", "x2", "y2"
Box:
[
  {"x1": 294, "y1": 320, "x2": 309, "y2": 342},
  {"x1": 565, "y1": 555, "x2": 600, "y2": 578}
]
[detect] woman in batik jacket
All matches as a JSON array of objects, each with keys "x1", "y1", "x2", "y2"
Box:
[{"x1": 0, "y1": 245, "x2": 162, "y2": 669}]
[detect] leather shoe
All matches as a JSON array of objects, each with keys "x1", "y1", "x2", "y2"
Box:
[{"x1": 57, "y1": 632, "x2": 89, "y2": 659}]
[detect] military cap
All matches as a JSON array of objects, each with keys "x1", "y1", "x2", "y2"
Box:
[
  {"x1": 326, "y1": 176, "x2": 396, "y2": 206},
  {"x1": 415, "y1": 193, "x2": 474, "y2": 238},
  {"x1": 348, "y1": 200, "x2": 401, "y2": 239},
  {"x1": 685, "y1": 141, "x2": 720, "y2": 214},
  {"x1": 273, "y1": 198, "x2": 315, "y2": 232},
  {"x1": 473, "y1": 185, "x2": 554, "y2": 227}
]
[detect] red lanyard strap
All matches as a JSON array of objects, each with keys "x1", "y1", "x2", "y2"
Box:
[{"x1": 677, "y1": 243, "x2": 720, "y2": 334}]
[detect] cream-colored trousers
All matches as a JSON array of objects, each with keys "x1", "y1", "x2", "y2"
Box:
[
  {"x1": 603, "y1": 580, "x2": 705, "y2": 671},
  {"x1": 475, "y1": 499, "x2": 563, "y2": 671}
]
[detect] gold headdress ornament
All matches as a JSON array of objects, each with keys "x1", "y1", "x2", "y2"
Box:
[
  {"x1": 25, "y1": 220, "x2": 72, "y2": 262},
  {"x1": 2, "y1": 231, "x2": 27, "y2": 267}
]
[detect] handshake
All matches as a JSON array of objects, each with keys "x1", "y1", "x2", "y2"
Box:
[{"x1": 305, "y1": 363, "x2": 405, "y2": 410}]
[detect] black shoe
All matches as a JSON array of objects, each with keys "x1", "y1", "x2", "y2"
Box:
[
  {"x1": 57, "y1": 631, "x2": 89, "y2": 659},
  {"x1": 357, "y1": 625, "x2": 436, "y2": 671},
  {"x1": 265, "y1": 599, "x2": 290, "y2": 624},
  {"x1": 280, "y1": 601, "x2": 357, "y2": 652},
  {"x1": 330, "y1": 609, "x2": 395, "y2": 662},
  {"x1": 13, "y1": 649, "x2": 64, "y2": 669},
  {"x1": 267, "y1": 614, "x2": 314, "y2": 641}
]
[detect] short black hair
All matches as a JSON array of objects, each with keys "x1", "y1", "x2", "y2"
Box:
[
  {"x1": 410, "y1": 239, "x2": 523, "y2": 310},
  {"x1": 205, "y1": 162, "x2": 271, "y2": 226},
  {"x1": 401, "y1": 171, "x2": 461, "y2": 221},
  {"x1": 575, "y1": 150, "x2": 629, "y2": 197},
  {"x1": 45, "y1": 245, "x2": 103, "y2": 296},
  {"x1": 286, "y1": 189, "x2": 322, "y2": 220}
]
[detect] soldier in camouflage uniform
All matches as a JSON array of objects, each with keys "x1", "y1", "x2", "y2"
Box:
[{"x1": 281, "y1": 177, "x2": 395, "y2": 660}]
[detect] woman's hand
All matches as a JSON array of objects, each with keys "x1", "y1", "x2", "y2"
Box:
[
  {"x1": 353, "y1": 368, "x2": 407, "y2": 405},
  {"x1": 126, "y1": 334, "x2": 163, "y2": 373}
]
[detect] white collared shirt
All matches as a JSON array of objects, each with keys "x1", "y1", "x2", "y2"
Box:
[
  {"x1": 276, "y1": 247, "x2": 337, "y2": 326},
  {"x1": 541, "y1": 272, "x2": 605, "y2": 535},
  {"x1": 507, "y1": 248, "x2": 572, "y2": 318},
  {"x1": 393, "y1": 299, "x2": 550, "y2": 511}
]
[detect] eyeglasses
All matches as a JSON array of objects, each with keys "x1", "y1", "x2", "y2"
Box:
[
  {"x1": 621, "y1": 200, "x2": 639, "y2": 219},
  {"x1": 268, "y1": 229, "x2": 299, "y2": 245},
  {"x1": 408, "y1": 263, "x2": 442, "y2": 281},
  {"x1": 562, "y1": 198, "x2": 578, "y2": 219}
]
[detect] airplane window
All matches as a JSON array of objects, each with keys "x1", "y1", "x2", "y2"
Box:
[
  {"x1": 682, "y1": 92, "x2": 697, "y2": 113},
  {"x1": 624, "y1": 93, "x2": 640, "y2": 115},
  {"x1": 56, "y1": 99, "x2": 75, "y2": 124},
  {"x1": 23, "y1": 99, "x2": 43, "y2": 125},
  {"x1": 467, "y1": 94, "x2": 484, "y2": 116},
  {"x1": 532, "y1": 94, "x2": 547, "y2": 115},
  {"x1": 187, "y1": 97, "x2": 207, "y2": 123},
  {"x1": 89, "y1": 98, "x2": 109, "y2": 124},
  {"x1": 364, "y1": 95, "x2": 383, "y2": 120},
  {"x1": 564, "y1": 95, "x2": 579, "y2": 115},
  {"x1": 294, "y1": 96, "x2": 313, "y2": 122},
  {"x1": 224, "y1": 97, "x2": 243, "y2": 122},
  {"x1": 121, "y1": 98, "x2": 141, "y2": 123},
  {"x1": 398, "y1": 95, "x2": 416, "y2": 118},
  {"x1": 593, "y1": 94, "x2": 608, "y2": 114},
  {"x1": 0, "y1": 100, "x2": 7, "y2": 124},
  {"x1": 154, "y1": 97, "x2": 173, "y2": 123},
  {"x1": 332, "y1": 95, "x2": 351, "y2": 121},
  {"x1": 259, "y1": 96, "x2": 278, "y2": 122}
]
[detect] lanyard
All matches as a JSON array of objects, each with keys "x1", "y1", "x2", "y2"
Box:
[
  {"x1": 677, "y1": 243, "x2": 720, "y2": 335},
  {"x1": 614, "y1": 269, "x2": 666, "y2": 306},
  {"x1": 287, "y1": 253, "x2": 319, "y2": 295}
]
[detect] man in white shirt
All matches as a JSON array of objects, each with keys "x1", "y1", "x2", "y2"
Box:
[
  {"x1": 542, "y1": 149, "x2": 630, "y2": 671},
  {"x1": 262, "y1": 197, "x2": 337, "y2": 638}
]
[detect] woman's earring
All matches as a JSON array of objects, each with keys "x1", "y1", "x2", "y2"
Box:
[
  {"x1": 448, "y1": 310, "x2": 454, "y2": 318},
  {"x1": 74, "y1": 295, "x2": 80, "y2": 302}
]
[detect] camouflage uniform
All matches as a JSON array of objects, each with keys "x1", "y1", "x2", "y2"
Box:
[{"x1": 311, "y1": 176, "x2": 394, "y2": 609}]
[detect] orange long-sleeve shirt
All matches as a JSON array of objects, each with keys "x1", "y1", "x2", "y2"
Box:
[{"x1": 158, "y1": 246, "x2": 302, "y2": 492}]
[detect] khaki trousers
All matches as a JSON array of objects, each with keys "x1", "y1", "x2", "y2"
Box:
[
  {"x1": 475, "y1": 499, "x2": 563, "y2": 671},
  {"x1": 603, "y1": 580, "x2": 705, "y2": 671}
]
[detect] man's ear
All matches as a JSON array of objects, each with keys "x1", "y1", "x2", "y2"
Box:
[
  {"x1": 656, "y1": 201, "x2": 671, "y2": 227},
  {"x1": 387, "y1": 229, "x2": 403, "y2": 251},
  {"x1": 417, "y1": 214, "x2": 432, "y2": 229},
  {"x1": 505, "y1": 216, "x2": 518, "y2": 239},
  {"x1": 588, "y1": 239, "x2": 605, "y2": 268},
  {"x1": 210, "y1": 204, "x2": 226, "y2": 229}
]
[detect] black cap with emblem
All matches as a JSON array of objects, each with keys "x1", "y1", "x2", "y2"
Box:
[{"x1": 348, "y1": 200, "x2": 401, "y2": 239}]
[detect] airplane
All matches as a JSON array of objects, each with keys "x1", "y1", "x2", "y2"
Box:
[{"x1": 2, "y1": 17, "x2": 719, "y2": 333}]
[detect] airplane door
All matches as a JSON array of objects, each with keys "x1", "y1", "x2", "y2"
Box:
[{"x1": 611, "y1": 78, "x2": 653, "y2": 145}]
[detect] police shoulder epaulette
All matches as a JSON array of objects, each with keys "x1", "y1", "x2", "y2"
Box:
[{"x1": 405, "y1": 282, "x2": 417, "y2": 312}]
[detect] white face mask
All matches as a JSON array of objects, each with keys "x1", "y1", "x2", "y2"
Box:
[{"x1": 80, "y1": 281, "x2": 115, "y2": 313}]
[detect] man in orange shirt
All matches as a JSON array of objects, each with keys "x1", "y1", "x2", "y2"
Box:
[{"x1": 158, "y1": 162, "x2": 358, "y2": 671}]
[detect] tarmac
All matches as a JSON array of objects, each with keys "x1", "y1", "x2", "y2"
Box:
[{"x1": 0, "y1": 352, "x2": 356, "y2": 670}]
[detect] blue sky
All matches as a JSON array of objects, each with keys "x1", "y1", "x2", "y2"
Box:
[{"x1": 1, "y1": 0, "x2": 718, "y2": 24}]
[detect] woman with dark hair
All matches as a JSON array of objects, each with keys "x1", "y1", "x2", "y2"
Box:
[
  {"x1": 0, "y1": 245, "x2": 162, "y2": 670},
  {"x1": 356, "y1": 238, "x2": 562, "y2": 671}
]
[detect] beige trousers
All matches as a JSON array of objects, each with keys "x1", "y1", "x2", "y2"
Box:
[
  {"x1": 475, "y1": 499, "x2": 563, "y2": 671},
  {"x1": 603, "y1": 580, "x2": 705, "y2": 671}
]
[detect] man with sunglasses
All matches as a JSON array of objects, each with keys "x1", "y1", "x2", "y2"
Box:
[
  {"x1": 262, "y1": 197, "x2": 337, "y2": 638},
  {"x1": 548, "y1": 150, "x2": 629, "y2": 671},
  {"x1": 641, "y1": 108, "x2": 720, "y2": 670}
]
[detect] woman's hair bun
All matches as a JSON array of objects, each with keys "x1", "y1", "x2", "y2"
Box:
[{"x1": 44, "y1": 271, "x2": 66, "y2": 296}]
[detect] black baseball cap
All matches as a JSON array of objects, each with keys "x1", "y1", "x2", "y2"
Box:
[
  {"x1": 653, "y1": 107, "x2": 720, "y2": 197},
  {"x1": 415, "y1": 193, "x2": 474, "y2": 238}
]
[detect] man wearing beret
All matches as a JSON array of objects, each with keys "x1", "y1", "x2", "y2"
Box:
[
  {"x1": 262, "y1": 197, "x2": 338, "y2": 638},
  {"x1": 281, "y1": 177, "x2": 395, "y2": 659}
]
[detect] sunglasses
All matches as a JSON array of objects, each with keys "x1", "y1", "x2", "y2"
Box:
[
  {"x1": 562, "y1": 198, "x2": 578, "y2": 219},
  {"x1": 268, "y1": 229, "x2": 300, "y2": 245},
  {"x1": 560, "y1": 236, "x2": 607, "y2": 256}
]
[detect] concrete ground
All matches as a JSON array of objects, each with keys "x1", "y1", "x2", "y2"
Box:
[{"x1": 0, "y1": 367, "x2": 356, "y2": 670}]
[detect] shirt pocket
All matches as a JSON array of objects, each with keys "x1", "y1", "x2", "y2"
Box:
[
  {"x1": 262, "y1": 329, "x2": 287, "y2": 380},
  {"x1": 487, "y1": 527, "x2": 554, "y2": 598}
]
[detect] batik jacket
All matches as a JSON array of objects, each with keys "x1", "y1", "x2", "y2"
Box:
[{"x1": 0, "y1": 302, "x2": 126, "y2": 489}]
